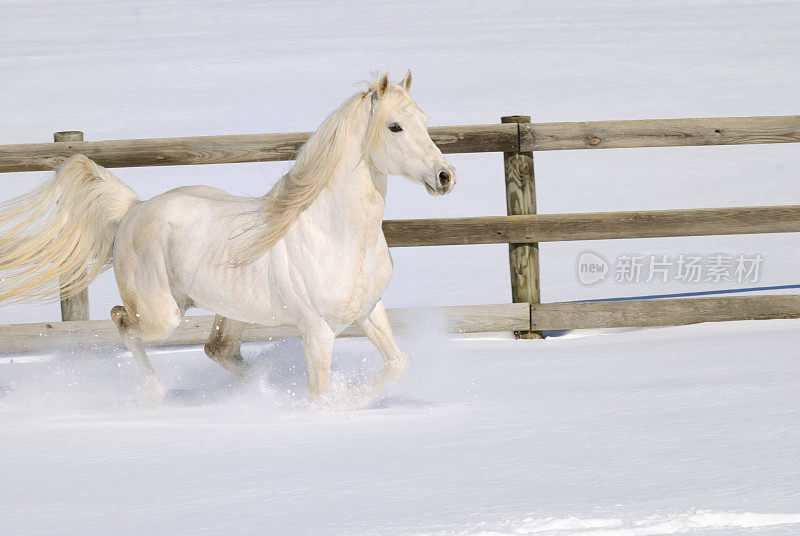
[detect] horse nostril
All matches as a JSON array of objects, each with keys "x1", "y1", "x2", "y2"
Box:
[{"x1": 438, "y1": 170, "x2": 451, "y2": 185}]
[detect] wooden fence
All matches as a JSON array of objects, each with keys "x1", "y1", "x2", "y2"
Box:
[{"x1": 0, "y1": 115, "x2": 798, "y2": 352}]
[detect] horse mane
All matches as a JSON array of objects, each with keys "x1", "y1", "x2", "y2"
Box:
[{"x1": 233, "y1": 76, "x2": 411, "y2": 263}]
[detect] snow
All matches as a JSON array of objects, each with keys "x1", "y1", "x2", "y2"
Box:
[
  {"x1": 2, "y1": 0, "x2": 800, "y2": 534},
  {"x1": 2, "y1": 319, "x2": 800, "y2": 534}
]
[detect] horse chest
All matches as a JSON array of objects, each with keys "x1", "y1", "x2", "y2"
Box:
[
  {"x1": 307, "y1": 233, "x2": 392, "y2": 323},
  {"x1": 348, "y1": 240, "x2": 393, "y2": 309}
]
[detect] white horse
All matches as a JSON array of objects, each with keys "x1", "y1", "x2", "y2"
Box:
[{"x1": 0, "y1": 72, "x2": 455, "y2": 405}]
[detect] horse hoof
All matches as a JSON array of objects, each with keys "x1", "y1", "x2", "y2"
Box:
[
  {"x1": 208, "y1": 353, "x2": 250, "y2": 377},
  {"x1": 340, "y1": 383, "x2": 377, "y2": 409},
  {"x1": 309, "y1": 394, "x2": 337, "y2": 413},
  {"x1": 135, "y1": 376, "x2": 165, "y2": 408}
]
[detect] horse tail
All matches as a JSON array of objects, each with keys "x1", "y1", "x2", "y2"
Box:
[{"x1": 0, "y1": 154, "x2": 139, "y2": 303}]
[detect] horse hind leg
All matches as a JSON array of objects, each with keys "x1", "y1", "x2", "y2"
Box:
[
  {"x1": 204, "y1": 315, "x2": 249, "y2": 376},
  {"x1": 111, "y1": 303, "x2": 179, "y2": 406}
]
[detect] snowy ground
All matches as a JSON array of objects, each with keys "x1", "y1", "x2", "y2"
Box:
[
  {"x1": 2, "y1": 0, "x2": 800, "y2": 534},
  {"x1": 2, "y1": 319, "x2": 800, "y2": 535}
]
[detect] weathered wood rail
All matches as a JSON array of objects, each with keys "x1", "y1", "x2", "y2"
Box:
[
  {"x1": 5, "y1": 295, "x2": 800, "y2": 354},
  {"x1": 382, "y1": 205, "x2": 800, "y2": 246},
  {"x1": 532, "y1": 295, "x2": 800, "y2": 330},
  {"x1": 0, "y1": 125, "x2": 518, "y2": 172},
  {"x1": 0, "y1": 114, "x2": 798, "y2": 351},
  {"x1": 519, "y1": 115, "x2": 800, "y2": 151},
  {"x1": 0, "y1": 304, "x2": 530, "y2": 354},
  {"x1": 1, "y1": 116, "x2": 796, "y2": 173}
]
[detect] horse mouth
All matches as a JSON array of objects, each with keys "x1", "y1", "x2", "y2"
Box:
[{"x1": 425, "y1": 183, "x2": 448, "y2": 196}]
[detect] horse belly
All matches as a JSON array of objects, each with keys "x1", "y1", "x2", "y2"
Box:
[
  {"x1": 139, "y1": 195, "x2": 287, "y2": 326},
  {"x1": 185, "y1": 277, "x2": 291, "y2": 326},
  {"x1": 167, "y1": 248, "x2": 300, "y2": 327}
]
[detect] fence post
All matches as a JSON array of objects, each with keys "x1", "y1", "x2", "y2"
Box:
[
  {"x1": 501, "y1": 115, "x2": 541, "y2": 339},
  {"x1": 53, "y1": 130, "x2": 90, "y2": 322}
]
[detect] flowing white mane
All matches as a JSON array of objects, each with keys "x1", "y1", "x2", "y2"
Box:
[{"x1": 234, "y1": 76, "x2": 413, "y2": 263}]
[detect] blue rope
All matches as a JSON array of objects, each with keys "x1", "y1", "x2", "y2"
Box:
[{"x1": 566, "y1": 283, "x2": 800, "y2": 303}]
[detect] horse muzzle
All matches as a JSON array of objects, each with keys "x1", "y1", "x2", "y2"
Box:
[{"x1": 425, "y1": 168, "x2": 455, "y2": 196}]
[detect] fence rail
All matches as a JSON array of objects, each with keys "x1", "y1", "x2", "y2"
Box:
[
  {"x1": 382, "y1": 205, "x2": 800, "y2": 246},
  {"x1": 0, "y1": 114, "x2": 798, "y2": 347},
  {"x1": 532, "y1": 295, "x2": 800, "y2": 330},
  {"x1": 5, "y1": 294, "x2": 800, "y2": 354},
  {"x1": 520, "y1": 115, "x2": 800, "y2": 151},
  {"x1": 0, "y1": 116, "x2": 797, "y2": 173},
  {"x1": 0, "y1": 125, "x2": 518, "y2": 173},
  {"x1": 0, "y1": 304, "x2": 530, "y2": 354}
]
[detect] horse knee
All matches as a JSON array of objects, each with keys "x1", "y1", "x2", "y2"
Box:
[
  {"x1": 111, "y1": 305, "x2": 128, "y2": 327},
  {"x1": 134, "y1": 307, "x2": 181, "y2": 342},
  {"x1": 111, "y1": 303, "x2": 180, "y2": 342},
  {"x1": 111, "y1": 305, "x2": 138, "y2": 336}
]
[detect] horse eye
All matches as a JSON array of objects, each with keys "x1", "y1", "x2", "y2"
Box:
[{"x1": 388, "y1": 123, "x2": 403, "y2": 133}]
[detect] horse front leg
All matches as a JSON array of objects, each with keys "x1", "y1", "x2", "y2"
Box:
[
  {"x1": 204, "y1": 315, "x2": 249, "y2": 376},
  {"x1": 350, "y1": 300, "x2": 408, "y2": 403},
  {"x1": 298, "y1": 319, "x2": 335, "y2": 403}
]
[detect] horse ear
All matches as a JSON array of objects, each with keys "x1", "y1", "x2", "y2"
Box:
[
  {"x1": 377, "y1": 73, "x2": 390, "y2": 98},
  {"x1": 401, "y1": 70, "x2": 412, "y2": 92}
]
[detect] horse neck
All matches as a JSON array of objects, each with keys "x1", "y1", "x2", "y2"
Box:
[
  {"x1": 307, "y1": 120, "x2": 387, "y2": 234},
  {"x1": 316, "y1": 153, "x2": 386, "y2": 231}
]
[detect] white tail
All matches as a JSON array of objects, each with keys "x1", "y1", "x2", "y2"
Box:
[{"x1": 0, "y1": 154, "x2": 139, "y2": 303}]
